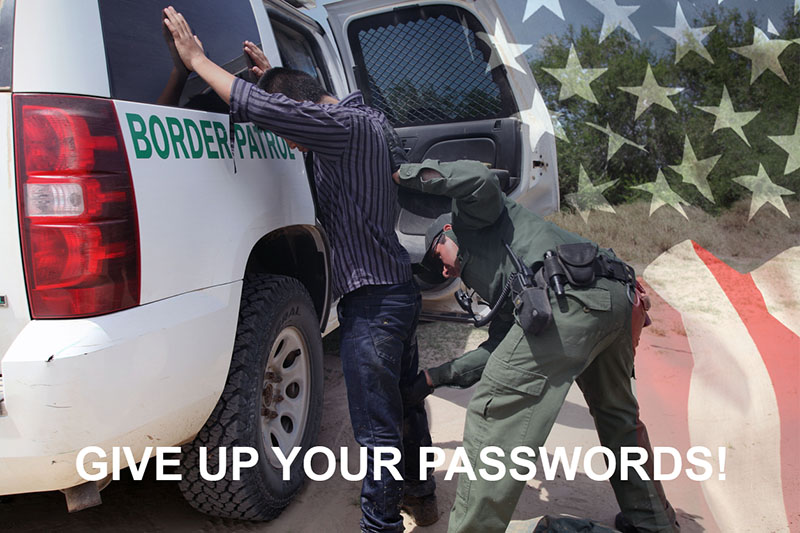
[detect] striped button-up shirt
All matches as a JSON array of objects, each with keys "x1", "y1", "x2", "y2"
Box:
[{"x1": 230, "y1": 78, "x2": 412, "y2": 299}]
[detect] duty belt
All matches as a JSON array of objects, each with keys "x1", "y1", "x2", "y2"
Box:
[{"x1": 537, "y1": 242, "x2": 636, "y2": 299}]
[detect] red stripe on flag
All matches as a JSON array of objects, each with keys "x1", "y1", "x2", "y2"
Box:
[
  {"x1": 635, "y1": 278, "x2": 719, "y2": 532},
  {"x1": 692, "y1": 241, "x2": 800, "y2": 532}
]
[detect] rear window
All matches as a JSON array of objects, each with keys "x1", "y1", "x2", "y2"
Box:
[
  {"x1": 269, "y1": 13, "x2": 333, "y2": 94},
  {"x1": 347, "y1": 5, "x2": 517, "y2": 127},
  {"x1": 98, "y1": 0, "x2": 260, "y2": 109},
  {"x1": 0, "y1": 0, "x2": 14, "y2": 89}
]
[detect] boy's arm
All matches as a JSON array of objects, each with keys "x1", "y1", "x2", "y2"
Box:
[
  {"x1": 164, "y1": 7, "x2": 234, "y2": 103},
  {"x1": 229, "y1": 80, "x2": 350, "y2": 157},
  {"x1": 164, "y1": 7, "x2": 350, "y2": 156}
]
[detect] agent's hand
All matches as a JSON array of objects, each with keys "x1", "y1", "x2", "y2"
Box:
[
  {"x1": 163, "y1": 6, "x2": 205, "y2": 72},
  {"x1": 243, "y1": 40, "x2": 271, "y2": 78}
]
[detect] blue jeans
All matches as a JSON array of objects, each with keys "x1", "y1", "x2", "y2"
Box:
[{"x1": 338, "y1": 281, "x2": 436, "y2": 533}]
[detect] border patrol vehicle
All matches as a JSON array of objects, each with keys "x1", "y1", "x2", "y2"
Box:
[{"x1": 0, "y1": 0, "x2": 558, "y2": 519}]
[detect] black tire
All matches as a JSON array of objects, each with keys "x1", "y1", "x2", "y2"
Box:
[{"x1": 178, "y1": 274, "x2": 324, "y2": 520}]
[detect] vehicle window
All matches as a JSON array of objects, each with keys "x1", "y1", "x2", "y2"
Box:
[
  {"x1": 98, "y1": 0, "x2": 260, "y2": 109},
  {"x1": 269, "y1": 15, "x2": 333, "y2": 95},
  {"x1": 0, "y1": 0, "x2": 14, "y2": 89},
  {"x1": 346, "y1": 6, "x2": 517, "y2": 127}
]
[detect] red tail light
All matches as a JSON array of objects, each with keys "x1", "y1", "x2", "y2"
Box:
[{"x1": 13, "y1": 95, "x2": 140, "y2": 318}]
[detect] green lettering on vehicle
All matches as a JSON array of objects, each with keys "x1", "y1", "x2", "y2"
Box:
[
  {"x1": 149, "y1": 115, "x2": 170, "y2": 159},
  {"x1": 200, "y1": 120, "x2": 219, "y2": 159},
  {"x1": 183, "y1": 119, "x2": 203, "y2": 158},
  {"x1": 126, "y1": 113, "x2": 152, "y2": 159},
  {"x1": 213, "y1": 122, "x2": 231, "y2": 159},
  {"x1": 165, "y1": 117, "x2": 189, "y2": 159},
  {"x1": 263, "y1": 130, "x2": 278, "y2": 159},
  {"x1": 253, "y1": 126, "x2": 267, "y2": 157},
  {"x1": 277, "y1": 136, "x2": 288, "y2": 159},
  {"x1": 233, "y1": 124, "x2": 247, "y2": 159},
  {"x1": 246, "y1": 125, "x2": 263, "y2": 159}
]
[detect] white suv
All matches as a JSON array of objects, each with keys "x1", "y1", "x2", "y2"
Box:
[{"x1": 0, "y1": 0, "x2": 558, "y2": 520}]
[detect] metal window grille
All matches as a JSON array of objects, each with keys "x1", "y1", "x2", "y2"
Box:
[{"x1": 356, "y1": 14, "x2": 504, "y2": 127}]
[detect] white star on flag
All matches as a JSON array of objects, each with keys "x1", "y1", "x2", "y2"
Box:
[
  {"x1": 565, "y1": 165, "x2": 618, "y2": 222},
  {"x1": 523, "y1": 0, "x2": 564, "y2": 22},
  {"x1": 586, "y1": 122, "x2": 648, "y2": 160},
  {"x1": 476, "y1": 20, "x2": 533, "y2": 74},
  {"x1": 633, "y1": 169, "x2": 689, "y2": 219},
  {"x1": 550, "y1": 110, "x2": 570, "y2": 143},
  {"x1": 668, "y1": 135, "x2": 721, "y2": 203},
  {"x1": 654, "y1": 2, "x2": 715, "y2": 64},
  {"x1": 767, "y1": 19, "x2": 779, "y2": 36},
  {"x1": 585, "y1": 0, "x2": 641, "y2": 43},
  {"x1": 619, "y1": 64, "x2": 683, "y2": 119},
  {"x1": 768, "y1": 106, "x2": 800, "y2": 175},
  {"x1": 731, "y1": 27, "x2": 792, "y2": 84},
  {"x1": 696, "y1": 85, "x2": 760, "y2": 147},
  {"x1": 733, "y1": 164, "x2": 795, "y2": 220},
  {"x1": 542, "y1": 45, "x2": 607, "y2": 104}
]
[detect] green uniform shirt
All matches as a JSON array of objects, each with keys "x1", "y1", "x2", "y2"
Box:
[{"x1": 397, "y1": 159, "x2": 592, "y2": 388}]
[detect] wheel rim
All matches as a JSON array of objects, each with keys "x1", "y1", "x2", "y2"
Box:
[{"x1": 262, "y1": 326, "x2": 311, "y2": 469}]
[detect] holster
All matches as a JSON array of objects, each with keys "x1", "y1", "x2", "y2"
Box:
[
  {"x1": 631, "y1": 280, "x2": 652, "y2": 352},
  {"x1": 512, "y1": 286, "x2": 552, "y2": 336}
]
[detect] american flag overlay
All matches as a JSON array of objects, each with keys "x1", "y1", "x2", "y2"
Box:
[
  {"x1": 491, "y1": 1, "x2": 798, "y2": 531},
  {"x1": 508, "y1": 0, "x2": 799, "y2": 221},
  {"x1": 639, "y1": 241, "x2": 799, "y2": 533}
]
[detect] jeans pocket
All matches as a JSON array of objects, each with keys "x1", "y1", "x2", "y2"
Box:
[{"x1": 369, "y1": 312, "x2": 412, "y2": 366}]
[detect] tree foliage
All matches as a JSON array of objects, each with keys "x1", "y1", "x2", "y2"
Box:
[{"x1": 530, "y1": 6, "x2": 800, "y2": 213}]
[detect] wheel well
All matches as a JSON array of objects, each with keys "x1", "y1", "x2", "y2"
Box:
[{"x1": 244, "y1": 226, "x2": 329, "y2": 325}]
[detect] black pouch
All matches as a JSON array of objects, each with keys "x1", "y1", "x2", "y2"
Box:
[
  {"x1": 556, "y1": 242, "x2": 598, "y2": 287},
  {"x1": 513, "y1": 287, "x2": 553, "y2": 336}
]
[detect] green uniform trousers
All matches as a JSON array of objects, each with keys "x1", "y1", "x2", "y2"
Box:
[{"x1": 448, "y1": 278, "x2": 678, "y2": 533}]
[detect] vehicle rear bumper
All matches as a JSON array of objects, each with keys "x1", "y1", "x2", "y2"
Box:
[{"x1": 0, "y1": 282, "x2": 242, "y2": 495}]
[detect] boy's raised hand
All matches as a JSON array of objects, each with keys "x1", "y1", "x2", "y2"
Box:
[
  {"x1": 243, "y1": 40, "x2": 271, "y2": 78},
  {"x1": 163, "y1": 6, "x2": 205, "y2": 72}
]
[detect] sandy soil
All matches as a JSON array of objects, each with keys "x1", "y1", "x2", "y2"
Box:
[{"x1": 0, "y1": 320, "x2": 708, "y2": 533}]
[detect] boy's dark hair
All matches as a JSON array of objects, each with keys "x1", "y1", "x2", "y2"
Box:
[{"x1": 257, "y1": 67, "x2": 329, "y2": 103}]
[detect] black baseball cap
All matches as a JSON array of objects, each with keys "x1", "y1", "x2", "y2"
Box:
[{"x1": 421, "y1": 213, "x2": 452, "y2": 272}]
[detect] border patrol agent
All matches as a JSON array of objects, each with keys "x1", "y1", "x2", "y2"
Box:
[{"x1": 394, "y1": 160, "x2": 679, "y2": 533}]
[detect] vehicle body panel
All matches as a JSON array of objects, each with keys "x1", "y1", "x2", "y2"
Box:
[
  {"x1": 0, "y1": 282, "x2": 240, "y2": 494},
  {"x1": 13, "y1": 0, "x2": 110, "y2": 97},
  {"x1": 0, "y1": 95, "x2": 28, "y2": 360},
  {"x1": 114, "y1": 101, "x2": 317, "y2": 304}
]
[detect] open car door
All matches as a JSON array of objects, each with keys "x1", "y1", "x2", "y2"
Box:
[{"x1": 325, "y1": 0, "x2": 559, "y2": 318}]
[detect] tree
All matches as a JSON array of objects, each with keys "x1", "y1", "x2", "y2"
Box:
[{"x1": 531, "y1": 6, "x2": 800, "y2": 213}]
